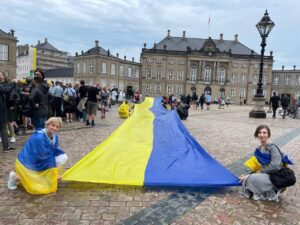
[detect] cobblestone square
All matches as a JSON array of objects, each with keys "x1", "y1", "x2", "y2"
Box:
[{"x1": 1, "y1": 104, "x2": 299, "y2": 225}]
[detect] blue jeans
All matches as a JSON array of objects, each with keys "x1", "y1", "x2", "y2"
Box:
[{"x1": 31, "y1": 116, "x2": 46, "y2": 129}]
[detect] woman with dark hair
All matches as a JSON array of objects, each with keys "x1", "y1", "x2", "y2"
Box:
[{"x1": 239, "y1": 125, "x2": 293, "y2": 201}]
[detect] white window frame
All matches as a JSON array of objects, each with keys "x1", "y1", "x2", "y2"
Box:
[
  {"x1": 146, "y1": 68, "x2": 152, "y2": 79},
  {"x1": 156, "y1": 58, "x2": 162, "y2": 64},
  {"x1": 146, "y1": 57, "x2": 152, "y2": 63},
  {"x1": 230, "y1": 88, "x2": 236, "y2": 97},
  {"x1": 167, "y1": 70, "x2": 174, "y2": 80},
  {"x1": 240, "y1": 88, "x2": 245, "y2": 97},
  {"x1": 263, "y1": 75, "x2": 267, "y2": 84},
  {"x1": 0, "y1": 44, "x2": 8, "y2": 61},
  {"x1": 242, "y1": 63, "x2": 248, "y2": 68},
  {"x1": 89, "y1": 60, "x2": 94, "y2": 73},
  {"x1": 296, "y1": 76, "x2": 300, "y2": 86},
  {"x1": 156, "y1": 68, "x2": 162, "y2": 79},
  {"x1": 155, "y1": 84, "x2": 161, "y2": 93},
  {"x1": 252, "y1": 74, "x2": 258, "y2": 84},
  {"x1": 120, "y1": 65, "x2": 125, "y2": 77},
  {"x1": 204, "y1": 67, "x2": 211, "y2": 82},
  {"x1": 232, "y1": 63, "x2": 238, "y2": 68},
  {"x1": 241, "y1": 74, "x2": 247, "y2": 84},
  {"x1": 231, "y1": 73, "x2": 236, "y2": 83},
  {"x1": 83, "y1": 62, "x2": 87, "y2": 74},
  {"x1": 168, "y1": 59, "x2": 175, "y2": 65},
  {"x1": 101, "y1": 62, "x2": 107, "y2": 74},
  {"x1": 190, "y1": 66, "x2": 197, "y2": 82},
  {"x1": 145, "y1": 84, "x2": 151, "y2": 93},
  {"x1": 76, "y1": 62, "x2": 80, "y2": 73},
  {"x1": 254, "y1": 64, "x2": 259, "y2": 69},
  {"x1": 219, "y1": 68, "x2": 225, "y2": 83},
  {"x1": 284, "y1": 75, "x2": 291, "y2": 85},
  {"x1": 128, "y1": 67, "x2": 132, "y2": 78},
  {"x1": 135, "y1": 68, "x2": 139, "y2": 78},
  {"x1": 273, "y1": 75, "x2": 279, "y2": 85},
  {"x1": 177, "y1": 71, "x2": 184, "y2": 81},
  {"x1": 111, "y1": 63, "x2": 116, "y2": 76},
  {"x1": 176, "y1": 85, "x2": 183, "y2": 95},
  {"x1": 167, "y1": 85, "x2": 173, "y2": 94}
]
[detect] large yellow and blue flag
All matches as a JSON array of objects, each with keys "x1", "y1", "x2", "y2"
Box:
[{"x1": 63, "y1": 97, "x2": 240, "y2": 187}]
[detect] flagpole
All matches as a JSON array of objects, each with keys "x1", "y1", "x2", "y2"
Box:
[{"x1": 208, "y1": 16, "x2": 211, "y2": 37}]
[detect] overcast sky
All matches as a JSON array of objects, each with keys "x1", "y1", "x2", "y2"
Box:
[{"x1": 1, "y1": 0, "x2": 299, "y2": 69}]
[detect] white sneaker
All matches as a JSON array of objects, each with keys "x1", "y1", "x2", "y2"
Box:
[
  {"x1": 7, "y1": 172, "x2": 18, "y2": 190},
  {"x1": 10, "y1": 137, "x2": 16, "y2": 143}
]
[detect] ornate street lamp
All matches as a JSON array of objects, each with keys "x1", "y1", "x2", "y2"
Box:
[{"x1": 249, "y1": 10, "x2": 275, "y2": 118}]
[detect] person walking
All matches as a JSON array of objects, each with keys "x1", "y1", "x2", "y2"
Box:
[
  {"x1": 52, "y1": 81, "x2": 63, "y2": 117},
  {"x1": 281, "y1": 94, "x2": 290, "y2": 119},
  {"x1": 86, "y1": 84, "x2": 100, "y2": 126},
  {"x1": 205, "y1": 93, "x2": 211, "y2": 110},
  {"x1": 269, "y1": 92, "x2": 280, "y2": 118},
  {"x1": 199, "y1": 94, "x2": 205, "y2": 110}
]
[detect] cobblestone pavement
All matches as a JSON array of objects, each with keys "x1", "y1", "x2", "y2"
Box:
[{"x1": 1, "y1": 104, "x2": 299, "y2": 225}]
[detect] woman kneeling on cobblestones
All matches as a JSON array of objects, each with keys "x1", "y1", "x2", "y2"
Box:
[
  {"x1": 239, "y1": 125, "x2": 293, "y2": 201},
  {"x1": 7, "y1": 117, "x2": 68, "y2": 194}
]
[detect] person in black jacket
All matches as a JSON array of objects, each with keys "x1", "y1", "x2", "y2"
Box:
[
  {"x1": 269, "y1": 92, "x2": 281, "y2": 118},
  {"x1": 0, "y1": 71, "x2": 15, "y2": 152},
  {"x1": 29, "y1": 68, "x2": 49, "y2": 129},
  {"x1": 281, "y1": 94, "x2": 290, "y2": 119}
]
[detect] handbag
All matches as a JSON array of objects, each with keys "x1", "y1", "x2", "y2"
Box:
[{"x1": 269, "y1": 167, "x2": 296, "y2": 189}]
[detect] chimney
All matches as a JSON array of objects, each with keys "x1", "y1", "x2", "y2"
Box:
[
  {"x1": 163, "y1": 45, "x2": 167, "y2": 50},
  {"x1": 81, "y1": 50, "x2": 84, "y2": 55},
  {"x1": 116, "y1": 53, "x2": 119, "y2": 58},
  {"x1": 183, "y1": 31, "x2": 186, "y2": 38},
  {"x1": 38, "y1": 40, "x2": 41, "y2": 45},
  {"x1": 220, "y1": 33, "x2": 223, "y2": 41},
  {"x1": 234, "y1": 34, "x2": 238, "y2": 42},
  {"x1": 124, "y1": 55, "x2": 126, "y2": 60},
  {"x1": 75, "y1": 52, "x2": 78, "y2": 56},
  {"x1": 282, "y1": 65, "x2": 284, "y2": 71},
  {"x1": 270, "y1": 51, "x2": 273, "y2": 56},
  {"x1": 251, "y1": 50, "x2": 254, "y2": 55},
  {"x1": 95, "y1": 40, "x2": 99, "y2": 47},
  {"x1": 293, "y1": 65, "x2": 296, "y2": 70},
  {"x1": 228, "y1": 49, "x2": 232, "y2": 54},
  {"x1": 132, "y1": 57, "x2": 134, "y2": 62},
  {"x1": 143, "y1": 43, "x2": 147, "y2": 49},
  {"x1": 45, "y1": 38, "x2": 48, "y2": 43},
  {"x1": 107, "y1": 49, "x2": 110, "y2": 56},
  {"x1": 153, "y1": 43, "x2": 157, "y2": 49},
  {"x1": 167, "y1": 29, "x2": 170, "y2": 38},
  {"x1": 10, "y1": 29, "x2": 15, "y2": 37}
]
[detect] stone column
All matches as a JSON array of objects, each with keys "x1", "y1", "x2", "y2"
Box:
[{"x1": 202, "y1": 61, "x2": 206, "y2": 80}]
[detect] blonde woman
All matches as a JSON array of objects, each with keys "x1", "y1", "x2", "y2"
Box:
[{"x1": 8, "y1": 117, "x2": 68, "y2": 194}]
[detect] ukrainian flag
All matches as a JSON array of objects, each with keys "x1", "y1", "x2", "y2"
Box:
[
  {"x1": 16, "y1": 130, "x2": 63, "y2": 194},
  {"x1": 63, "y1": 97, "x2": 240, "y2": 187}
]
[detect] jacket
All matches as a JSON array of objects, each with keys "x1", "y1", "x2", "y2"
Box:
[
  {"x1": 0, "y1": 82, "x2": 12, "y2": 125},
  {"x1": 28, "y1": 82, "x2": 49, "y2": 117}
]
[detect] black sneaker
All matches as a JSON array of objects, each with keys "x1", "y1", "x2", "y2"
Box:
[
  {"x1": 91, "y1": 121, "x2": 95, "y2": 127},
  {"x1": 86, "y1": 120, "x2": 90, "y2": 126},
  {"x1": 3, "y1": 147, "x2": 16, "y2": 153}
]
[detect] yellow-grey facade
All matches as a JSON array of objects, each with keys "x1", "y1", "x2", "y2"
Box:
[
  {"x1": 140, "y1": 31, "x2": 274, "y2": 104},
  {"x1": 272, "y1": 66, "x2": 300, "y2": 101},
  {"x1": 0, "y1": 29, "x2": 17, "y2": 79},
  {"x1": 74, "y1": 41, "x2": 140, "y2": 92}
]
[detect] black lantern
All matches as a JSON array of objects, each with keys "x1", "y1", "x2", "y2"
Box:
[{"x1": 256, "y1": 10, "x2": 275, "y2": 38}]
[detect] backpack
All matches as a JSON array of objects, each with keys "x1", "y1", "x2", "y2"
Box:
[{"x1": 9, "y1": 87, "x2": 21, "y2": 105}]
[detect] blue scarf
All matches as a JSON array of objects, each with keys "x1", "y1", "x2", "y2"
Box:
[{"x1": 254, "y1": 146, "x2": 294, "y2": 166}]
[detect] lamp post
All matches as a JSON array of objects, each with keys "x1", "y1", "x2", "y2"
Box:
[{"x1": 249, "y1": 10, "x2": 275, "y2": 118}]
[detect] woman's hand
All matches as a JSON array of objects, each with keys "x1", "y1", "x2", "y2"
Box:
[{"x1": 239, "y1": 175, "x2": 248, "y2": 183}]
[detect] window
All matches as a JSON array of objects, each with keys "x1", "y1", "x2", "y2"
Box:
[
  {"x1": 76, "y1": 63, "x2": 80, "y2": 73},
  {"x1": 230, "y1": 88, "x2": 236, "y2": 97},
  {"x1": 273, "y1": 75, "x2": 279, "y2": 85},
  {"x1": 111, "y1": 64, "x2": 116, "y2": 76},
  {"x1": 231, "y1": 74, "x2": 236, "y2": 83},
  {"x1": 177, "y1": 71, "x2": 184, "y2": 81},
  {"x1": 145, "y1": 84, "x2": 151, "y2": 93},
  {"x1": 167, "y1": 85, "x2": 173, "y2": 94},
  {"x1": 146, "y1": 69, "x2": 152, "y2": 79},
  {"x1": 82, "y1": 62, "x2": 87, "y2": 74},
  {"x1": 89, "y1": 60, "x2": 94, "y2": 73},
  {"x1": 295, "y1": 91, "x2": 300, "y2": 99},
  {"x1": 190, "y1": 66, "x2": 197, "y2": 82},
  {"x1": 120, "y1": 66, "x2": 125, "y2": 76},
  {"x1": 263, "y1": 64, "x2": 268, "y2": 69},
  {"x1": 156, "y1": 69, "x2": 162, "y2": 79},
  {"x1": 204, "y1": 67, "x2": 211, "y2": 82},
  {"x1": 284, "y1": 75, "x2": 291, "y2": 85},
  {"x1": 156, "y1": 58, "x2": 162, "y2": 64},
  {"x1": 240, "y1": 88, "x2": 245, "y2": 97},
  {"x1": 0, "y1": 44, "x2": 8, "y2": 60},
  {"x1": 176, "y1": 85, "x2": 183, "y2": 95},
  {"x1": 128, "y1": 67, "x2": 132, "y2": 77},
  {"x1": 252, "y1": 74, "x2": 258, "y2": 84},
  {"x1": 168, "y1": 59, "x2": 174, "y2": 64},
  {"x1": 135, "y1": 68, "x2": 139, "y2": 78},
  {"x1": 252, "y1": 89, "x2": 257, "y2": 96},
  {"x1": 167, "y1": 70, "x2": 173, "y2": 80},
  {"x1": 263, "y1": 75, "x2": 267, "y2": 84},
  {"x1": 102, "y1": 62, "x2": 107, "y2": 74},
  {"x1": 232, "y1": 63, "x2": 238, "y2": 68},
  {"x1": 219, "y1": 68, "x2": 225, "y2": 83},
  {"x1": 146, "y1": 57, "x2": 152, "y2": 63},
  {"x1": 242, "y1": 64, "x2": 248, "y2": 68},
  {"x1": 296, "y1": 76, "x2": 300, "y2": 86},
  {"x1": 254, "y1": 64, "x2": 259, "y2": 69},
  {"x1": 240, "y1": 74, "x2": 247, "y2": 84},
  {"x1": 155, "y1": 84, "x2": 161, "y2": 93},
  {"x1": 178, "y1": 60, "x2": 185, "y2": 65}
]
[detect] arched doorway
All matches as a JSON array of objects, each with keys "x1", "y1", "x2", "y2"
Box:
[
  {"x1": 220, "y1": 88, "x2": 225, "y2": 99},
  {"x1": 204, "y1": 86, "x2": 211, "y2": 95}
]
